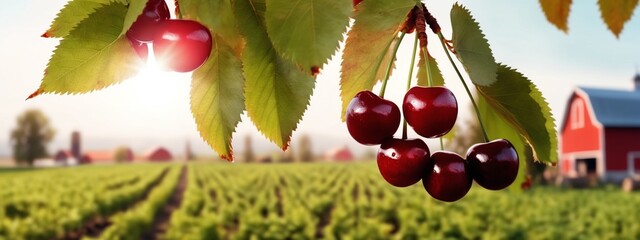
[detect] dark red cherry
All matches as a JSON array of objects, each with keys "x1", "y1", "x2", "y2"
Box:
[
  {"x1": 346, "y1": 91, "x2": 401, "y2": 145},
  {"x1": 466, "y1": 139, "x2": 519, "y2": 190},
  {"x1": 127, "y1": 38, "x2": 148, "y2": 62},
  {"x1": 153, "y1": 20, "x2": 212, "y2": 72},
  {"x1": 423, "y1": 151, "x2": 472, "y2": 202},
  {"x1": 353, "y1": 0, "x2": 363, "y2": 7},
  {"x1": 126, "y1": 0, "x2": 170, "y2": 42},
  {"x1": 403, "y1": 86, "x2": 458, "y2": 138},
  {"x1": 377, "y1": 138, "x2": 430, "y2": 187}
]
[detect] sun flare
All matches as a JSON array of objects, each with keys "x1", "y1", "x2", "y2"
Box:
[{"x1": 129, "y1": 44, "x2": 190, "y2": 108}]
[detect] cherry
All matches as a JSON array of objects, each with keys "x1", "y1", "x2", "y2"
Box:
[
  {"x1": 377, "y1": 138, "x2": 430, "y2": 187},
  {"x1": 126, "y1": 0, "x2": 170, "y2": 42},
  {"x1": 346, "y1": 91, "x2": 401, "y2": 145},
  {"x1": 403, "y1": 86, "x2": 458, "y2": 138},
  {"x1": 466, "y1": 139, "x2": 519, "y2": 190},
  {"x1": 353, "y1": 0, "x2": 363, "y2": 7},
  {"x1": 153, "y1": 20, "x2": 213, "y2": 72},
  {"x1": 423, "y1": 151, "x2": 472, "y2": 202},
  {"x1": 127, "y1": 38, "x2": 148, "y2": 62}
]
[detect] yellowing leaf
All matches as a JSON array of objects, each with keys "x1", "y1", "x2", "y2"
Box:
[
  {"x1": 416, "y1": 50, "x2": 445, "y2": 87},
  {"x1": 450, "y1": 3, "x2": 497, "y2": 86},
  {"x1": 191, "y1": 36, "x2": 245, "y2": 161},
  {"x1": 598, "y1": 0, "x2": 639, "y2": 37},
  {"x1": 265, "y1": 0, "x2": 351, "y2": 71},
  {"x1": 177, "y1": 0, "x2": 243, "y2": 53},
  {"x1": 44, "y1": 0, "x2": 122, "y2": 38},
  {"x1": 477, "y1": 65, "x2": 558, "y2": 163},
  {"x1": 37, "y1": 3, "x2": 141, "y2": 95},
  {"x1": 539, "y1": 0, "x2": 572, "y2": 32},
  {"x1": 121, "y1": 0, "x2": 148, "y2": 35},
  {"x1": 340, "y1": 0, "x2": 416, "y2": 120},
  {"x1": 236, "y1": 0, "x2": 315, "y2": 149}
]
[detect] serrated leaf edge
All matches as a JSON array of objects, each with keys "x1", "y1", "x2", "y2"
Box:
[
  {"x1": 478, "y1": 64, "x2": 558, "y2": 163},
  {"x1": 451, "y1": 3, "x2": 498, "y2": 87}
]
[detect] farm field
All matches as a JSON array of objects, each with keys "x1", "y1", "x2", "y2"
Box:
[{"x1": 1, "y1": 162, "x2": 640, "y2": 240}]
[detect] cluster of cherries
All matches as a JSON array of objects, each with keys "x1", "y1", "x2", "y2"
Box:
[
  {"x1": 126, "y1": 0, "x2": 212, "y2": 72},
  {"x1": 346, "y1": 87, "x2": 519, "y2": 202}
]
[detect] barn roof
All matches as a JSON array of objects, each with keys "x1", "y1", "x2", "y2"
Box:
[
  {"x1": 142, "y1": 147, "x2": 171, "y2": 157},
  {"x1": 83, "y1": 151, "x2": 114, "y2": 161},
  {"x1": 579, "y1": 87, "x2": 640, "y2": 127}
]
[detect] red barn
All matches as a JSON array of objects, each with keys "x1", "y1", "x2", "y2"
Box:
[
  {"x1": 325, "y1": 146, "x2": 355, "y2": 162},
  {"x1": 560, "y1": 74, "x2": 640, "y2": 182},
  {"x1": 143, "y1": 147, "x2": 173, "y2": 162}
]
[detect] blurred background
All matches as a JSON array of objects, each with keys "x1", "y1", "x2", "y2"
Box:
[
  {"x1": 1, "y1": 0, "x2": 639, "y2": 164},
  {"x1": 1, "y1": 0, "x2": 640, "y2": 239}
]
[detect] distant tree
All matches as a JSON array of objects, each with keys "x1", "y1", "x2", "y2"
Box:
[
  {"x1": 295, "y1": 134, "x2": 313, "y2": 162},
  {"x1": 243, "y1": 135, "x2": 255, "y2": 163},
  {"x1": 10, "y1": 109, "x2": 55, "y2": 166},
  {"x1": 114, "y1": 147, "x2": 131, "y2": 163}
]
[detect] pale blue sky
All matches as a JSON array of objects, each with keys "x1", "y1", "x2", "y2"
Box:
[{"x1": 0, "y1": 1, "x2": 639, "y2": 157}]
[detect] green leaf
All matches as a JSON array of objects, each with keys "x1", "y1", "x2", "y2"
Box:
[
  {"x1": 265, "y1": 0, "x2": 351, "y2": 71},
  {"x1": 340, "y1": 0, "x2": 417, "y2": 120},
  {"x1": 191, "y1": 36, "x2": 245, "y2": 161},
  {"x1": 177, "y1": 0, "x2": 243, "y2": 52},
  {"x1": 416, "y1": 50, "x2": 445, "y2": 87},
  {"x1": 37, "y1": 3, "x2": 141, "y2": 95},
  {"x1": 598, "y1": 0, "x2": 639, "y2": 37},
  {"x1": 450, "y1": 3, "x2": 497, "y2": 86},
  {"x1": 121, "y1": 0, "x2": 147, "y2": 35},
  {"x1": 477, "y1": 64, "x2": 558, "y2": 163},
  {"x1": 539, "y1": 0, "x2": 572, "y2": 32},
  {"x1": 477, "y1": 94, "x2": 530, "y2": 192},
  {"x1": 43, "y1": 0, "x2": 127, "y2": 38},
  {"x1": 235, "y1": 0, "x2": 316, "y2": 149}
]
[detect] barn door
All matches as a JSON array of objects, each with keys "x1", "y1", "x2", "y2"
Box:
[{"x1": 576, "y1": 158, "x2": 597, "y2": 176}]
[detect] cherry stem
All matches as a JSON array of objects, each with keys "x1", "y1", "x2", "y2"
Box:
[
  {"x1": 437, "y1": 32, "x2": 490, "y2": 142},
  {"x1": 379, "y1": 31, "x2": 407, "y2": 98},
  {"x1": 402, "y1": 34, "x2": 420, "y2": 140},
  {"x1": 422, "y1": 41, "x2": 445, "y2": 150},
  {"x1": 421, "y1": 47, "x2": 434, "y2": 87},
  {"x1": 371, "y1": 31, "x2": 398, "y2": 97}
]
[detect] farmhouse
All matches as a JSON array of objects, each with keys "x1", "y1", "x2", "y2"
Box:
[
  {"x1": 55, "y1": 131, "x2": 166, "y2": 164},
  {"x1": 53, "y1": 150, "x2": 79, "y2": 166},
  {"x1": 560, "y1": 74, "x2": 640, "y2": 182}
]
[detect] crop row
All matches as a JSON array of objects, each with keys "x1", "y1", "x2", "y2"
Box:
[
  {"x1": 164, "y1": 163, "x2": 640, "y2": 240},
  {"x1": 0, "y1": 164, "x2": 169, "y2": 239},
  {"x1": 91, "y1": 165, "x2": 182, "y2": 240},
  {"x1": 3, "y1": 162, "x2": 640, "y2": 239}
]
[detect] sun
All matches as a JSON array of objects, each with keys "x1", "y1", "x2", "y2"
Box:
[{"x1": 128, "y1": 44, "x2": 191, "y2": 108}]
